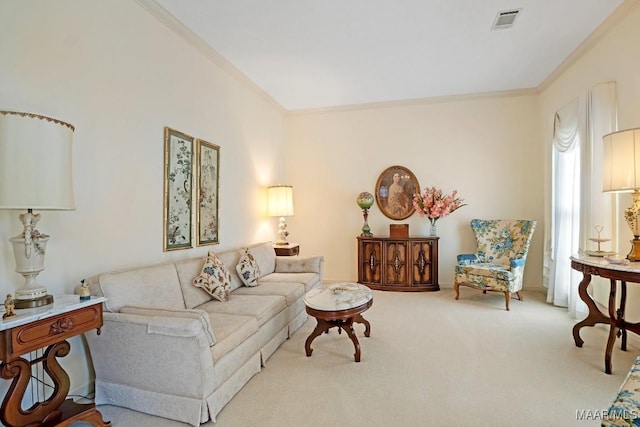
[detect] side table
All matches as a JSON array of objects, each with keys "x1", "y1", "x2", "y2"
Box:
[
  {"x1": 0, "y1": 295, "x2": 110, "y2": 426},
  {"x1": 570, "y1": 254, "x2": 640, "y2": 374},
  {"x1": 274, "y1": 243, "x2": 300, "y2": 256}
]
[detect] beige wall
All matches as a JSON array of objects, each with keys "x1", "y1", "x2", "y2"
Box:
[
  {"x1": 539, "y1": 4, "x2": 640, "y2": 318},
  {"x1": 286, "y1": 93, "x2": 545, "y2": 288},
  {"x1": 0, "y1": 0, "x2": 286, "y2": 396}
]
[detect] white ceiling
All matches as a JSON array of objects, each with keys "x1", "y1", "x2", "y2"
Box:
[{"x1": 150, "y1": 0, "x2": 624, "y2": 111}]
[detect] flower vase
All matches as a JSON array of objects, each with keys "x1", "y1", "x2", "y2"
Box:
[{"x1": 430, "y1": 222, "x2": 437, "y2": 237}]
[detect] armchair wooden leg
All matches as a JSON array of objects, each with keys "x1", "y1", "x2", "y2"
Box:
[
  {"x1": 454, "y1": 283, "x2": 460, "y2": 300},
  {"x1": 505, "y1": 292, "x2": 510, "y2": 311},
  {"x1": 516, "y1": 291, "x2": 523, "y2": 301}
]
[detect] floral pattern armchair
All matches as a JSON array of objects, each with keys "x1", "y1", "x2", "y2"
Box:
[
  {"x1": 603, "y1": 356, "x2": 640, "y2": 427},
  {"x1": 454, "y1": 219, "x2": 536, "y2": 310}
]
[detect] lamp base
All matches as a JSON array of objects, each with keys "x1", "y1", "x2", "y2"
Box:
[
  {"x1": 14, "y1": 294, "x2": 54, "y2": 309},
  {"x1": 627, "y1": 238, "x2": 640, "y2": 262},
  {"x1": 275, "y1": 216, "x2": 290, "y2": 246}
]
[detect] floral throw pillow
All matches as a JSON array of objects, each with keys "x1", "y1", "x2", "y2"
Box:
[
  {"x1": 193, "y1": 252, "x2": 231, "y2": 302},
  {"x1": 236, "y1": 248, "x2": 261, "y2": 287}
]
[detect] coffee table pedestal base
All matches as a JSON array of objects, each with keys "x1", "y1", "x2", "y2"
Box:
[{"x1": 305, "y1": 301, "x2": 372, "y2": 362}]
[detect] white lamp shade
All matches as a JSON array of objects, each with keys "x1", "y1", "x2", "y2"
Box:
[
  {"x1": 267, "y1": 185, "x2": 294, "y2": 217},
  {"x1": 603, "y1": 128, "x2": 640, "y2": 193},
  {"x1": 0, "y1": 111, "x2": 75, "y2": 210}
]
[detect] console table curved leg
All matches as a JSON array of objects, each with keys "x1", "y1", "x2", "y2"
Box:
[
  {"x1": 1, "y1": 341, "x2": 71, "y2": 427},
  {"x1": 1, "y1": 340, "x2": 111, "y2": 427},
  {"x1": 620, "y1": 280, "x2": 628, "y2": 352},
  {"x1": 605, "y1": 279, "x2": 619, "y2": 374},
  {"x1": 573, "y1": 272, "x2": 609, "y2": 347}
]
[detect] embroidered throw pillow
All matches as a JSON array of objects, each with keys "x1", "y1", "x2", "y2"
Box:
[
  {"x1": 193, "y1": 252, "x2": 231, "y2": 302},
  {"x1": 236, "y1": 248, "x2": 261, "y2": 287}
]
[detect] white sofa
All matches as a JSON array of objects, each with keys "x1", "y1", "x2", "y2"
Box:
[{"x1": 84, "y1": 242, "x2": 323, "y2": 426}]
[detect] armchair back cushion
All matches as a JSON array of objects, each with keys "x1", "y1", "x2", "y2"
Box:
[{"x1": 471, "y1": 219, "x2": 536, "y2": 265}]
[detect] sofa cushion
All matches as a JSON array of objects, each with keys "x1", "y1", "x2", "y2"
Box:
[
  {"x1": 258, "y1": 272, "x2": 321, "y2": 292},
  {"x1": 206, "y1": 312, "x2": 258, "y2": 362},
  {"x1": 455, "y1": 263, "x2": 514, "y2": 281},
  {"x1": 275, "y1": 256, "x2": 323, "y2": 274},
  {"x1": 248, "y1": 242, "x2": 276, "y2": 277},
  {"x1": 193, "y1": 252, "x2": 231, "y2": 302},
  {"x1": 120, "y1": 306, "x2": 216, "y2": 346},
  {"x1": 236, "y1": 248, "x2": 260, "y2": 287},
  {"x1": 175, "y1": 257, "x2": 213, "y2": 309},
  {"x1": 232, "y1": 282, "x2": 305, "y2": 306},
  {"x1": 215, "y1": 249, "x2": 244, "y2": 292},
  {"x1": 98, "y1": 263, "x2": 185, "y2": 312},
  {"x1": 198, "y1": 295, "x2": 286, "y2": 327}
]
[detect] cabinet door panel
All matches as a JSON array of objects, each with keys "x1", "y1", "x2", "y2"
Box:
[
  {"x1": 411, "y1": 240, "x2": 433, "y2": 285},
  {"x1": 359, "y1": 240, "x2": 382, "y2": 285},
  {"x1": 384, "y1": 241, "x2": 408, "y2": 285}
]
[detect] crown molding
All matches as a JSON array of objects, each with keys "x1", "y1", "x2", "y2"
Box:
[
  {"x1": 134, "y1": 0, "x2": 286, "y2": 115},
  {"x1": 285, "y1": 88, "x2": 538, "y2": 117}
]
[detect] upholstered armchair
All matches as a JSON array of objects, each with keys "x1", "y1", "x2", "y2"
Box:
[{"x1": 454, "y1": 219, "x2": 536, "y2": 310}]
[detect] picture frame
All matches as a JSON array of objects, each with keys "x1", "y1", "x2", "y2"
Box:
[
  {"x1": 196, "y1": 139, "x2": 220, "y2": 246},
  {"x1": 375, "y1": 165, "x2": 420, "y2": 220},
  {"x1": 163, "y1": 127, "x2": 194, "y2": 251}
]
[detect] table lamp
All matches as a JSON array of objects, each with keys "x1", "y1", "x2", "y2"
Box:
[
  {"x1": 356, "y1": 192, "x2": 374, "y2": 237},
  {"x1": 267, "y1": 185, "x2": 294, "y2": 245},
  {"x1": 0, "y1": 111, "x2": 75, "y2": 308},
  {"x1": 603, "y1": 128, "x2": 640, "y2": 261}
]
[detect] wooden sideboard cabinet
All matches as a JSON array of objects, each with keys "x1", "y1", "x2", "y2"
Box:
[{"x1": 357, "y1": 236, "x2": 439, "y2": 291}]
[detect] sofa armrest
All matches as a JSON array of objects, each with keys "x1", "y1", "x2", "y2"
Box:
[
  {"x1": 120, "y1": 305, "x2": 215, "y2": 345},
  {"x1": 85, "y1": 312, "x2": 216, "y2": 399},
  {"x1": 457, "y1": 254, "x2": 478, "y2": 265},
  {"x1": 275, "y1": 256, "x2": 324, "y2": 274}
]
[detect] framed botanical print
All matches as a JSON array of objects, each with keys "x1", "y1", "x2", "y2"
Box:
[
  {"x1": 163, "y1": 127, "x2": 194, "y2": 251},
  {"x1": 375, "y1": 165, "x2": 420, "y2": 220},
  {"x1": 196, "y1": 138, "x2": 220, "y2": 246}
]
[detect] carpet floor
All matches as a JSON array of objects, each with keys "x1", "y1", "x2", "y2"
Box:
[{"x1": 76, "y1": 288, "x2": 638, "y2": 427}]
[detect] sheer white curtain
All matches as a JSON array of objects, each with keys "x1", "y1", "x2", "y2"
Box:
[
  {"x1": 545, "y1": 82, "x2": 617, "y2": 317},
  {"x1": 547, "y1": 98, "x2": 584, "y2": 315}
]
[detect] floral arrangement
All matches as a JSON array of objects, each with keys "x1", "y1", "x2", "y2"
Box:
[{"x1": 412, "y1": 187, "x2": 466, "y2": 225}]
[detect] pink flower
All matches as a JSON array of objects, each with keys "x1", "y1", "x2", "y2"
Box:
[{"x1": 412, "y1": 186, "x2": 466, "y2": 225}]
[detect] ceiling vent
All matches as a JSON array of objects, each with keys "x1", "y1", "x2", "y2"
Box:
[{"x1": 491, "y1": 9, "x2": 522, "y2": 30}]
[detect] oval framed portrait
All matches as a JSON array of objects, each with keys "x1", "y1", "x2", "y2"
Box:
[{"x1": 375, "y1": 165, "x2": 420, "y2": 220}]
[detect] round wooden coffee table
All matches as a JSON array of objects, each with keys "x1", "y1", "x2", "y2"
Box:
[{"x1": 303, "y1": 282, "x2": 373, "y2": 362}]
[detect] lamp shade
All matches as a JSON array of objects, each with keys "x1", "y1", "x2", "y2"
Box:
[
  {"x1": 0, "y1": 111, "x2": 75, "y2": 210},
  {"x1": 267, "y1": 185, "x2": 294, "y2": 217},
  {"x1": 603, "y1": 128, "x2": 640, "y2": 193}
]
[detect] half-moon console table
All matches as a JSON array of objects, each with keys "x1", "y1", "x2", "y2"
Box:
[
  {"x1": 0, "y1": 295, "x2": 110, "y2": 426},
  {"x1": 571, "y1": 254, "x2": 640, "y2": 374},
  {"x1": 357, "y1": 236, "x2": 439, "y2": 291}
]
